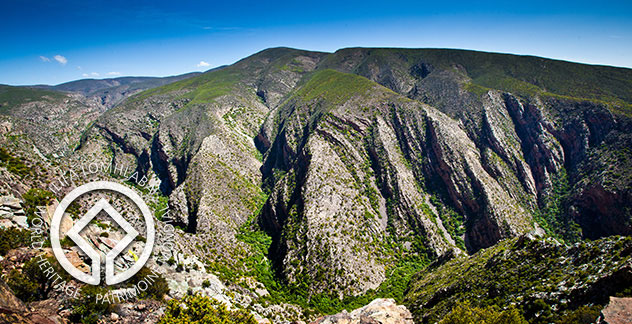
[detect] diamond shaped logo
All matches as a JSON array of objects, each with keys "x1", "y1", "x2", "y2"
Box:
[{"x1": 50, "y1": 181, "x2": 155, "y2": 285}]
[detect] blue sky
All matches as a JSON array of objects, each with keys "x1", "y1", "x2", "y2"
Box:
[{"x1": 1, "y1": 0, "x2": 631, "y2": 85}]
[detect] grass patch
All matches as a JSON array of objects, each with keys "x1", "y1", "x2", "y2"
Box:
[{"x1": 295, "y1": 69, "x2": 377, "y2": 105}]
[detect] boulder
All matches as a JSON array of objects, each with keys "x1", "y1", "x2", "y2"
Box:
[
  {"x1": 598, "y1": 297, "x2": 632, "y2": 324},
  {"x1": 0, "y1": 279, "x2": 27, "y2": 313},
  {"x1": 0, "y1": 218, "x2": 15, "y2": 228},
  {"x1": 311, "y1": 298, "x2": 413, "y2": 324},
  {"x1": 0, "y1": 196, "x2": 22, "y2": 209},
  {"x1": 12, "y1": 215, "x2": 28, "y2": 228}
]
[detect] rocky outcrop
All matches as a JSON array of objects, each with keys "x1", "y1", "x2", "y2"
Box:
[
  {"x1": 311, "y1": 298, "x2": 413, "y2": 324},
  {"x1": 598, "y1": 297, "x2": 632, "y2": 324},
  {"x1": 0, "y1": 196, "x2": 28, "y2": 229},
  {"x1": 0, "y1": 280, "x2": 58, "y2": 324}
]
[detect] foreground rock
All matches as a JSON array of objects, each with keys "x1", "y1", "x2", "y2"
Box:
[
  {"x1": 0, "y1": 280, "x2": 58, "y2": 324},
  {"x1": 311, "y1": 299, "x2": 413, "y2": 324},
  {"x1": 598, "y1": 297, "x2": 632, "y2": 324}
]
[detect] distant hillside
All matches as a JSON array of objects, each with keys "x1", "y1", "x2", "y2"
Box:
[
  {"x1": 0, "y1": 84, "x2": 68, "y2": 113},
  {"x1": 32, "y1": 71, "x2": 205, "y2": 108}
]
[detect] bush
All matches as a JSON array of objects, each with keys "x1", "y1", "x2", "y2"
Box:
[
  {"x1": 0, "y1": 227, "x2": 30, "y2": 255},
  {"x1": 21, "y1": 188, "x2": 54, "y2": 222},
  {"x1": 70, "y1": 285, "x2": 114, "y2": 324},
  {"x1": 158, "y1": 294, "x2": 257, "y2": 324},
  {"x1": 128, "y1": 266, "x2": 170, "y2": 301},
  {"x1": 6, "y1": 269, "x2": 37, "y2": 302},
  {"x1": 7, "y1": 256, "x2": 68, "y2": 302},
  {"x1": 439, "y1": 301, "x2": 528, "y2": 324}
]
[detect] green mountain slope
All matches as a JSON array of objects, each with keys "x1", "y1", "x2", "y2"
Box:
[
  {"x1": 404, "y1": 235, "x2": 632, "y2": 324},
  {"x1": 320, "y1": 47, "x2": 632, "y2": 111}
]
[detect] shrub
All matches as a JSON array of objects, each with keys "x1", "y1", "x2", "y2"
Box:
[
  {"x1": 0, "y1": 227, "x2": 30, "y2": 255},
  {"x1": 128, "y1": 266, "x2": 170, "y2": 301},
  {"x1": 158, "y1": 294, "x2": 257, "y2": 324},
  {"x1": 21, "y1": 188, "x2": 54, "y2": 222},
  {"x1": 6, "y1": 269, "x2": 38, "y2": 302},
  {"x1": 7, "y1": 256, "x2": 68, "y2": 302},
  {"x1": 0, "y1": 148, "x2": 30, "y2": 177},
  {"x1": 439, "y1": 301, "x2": 528, "y2": 324}
]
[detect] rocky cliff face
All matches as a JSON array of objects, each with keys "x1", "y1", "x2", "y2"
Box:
[{"x1": 257, "y1": 69, "x2": 537, "y2": 296}]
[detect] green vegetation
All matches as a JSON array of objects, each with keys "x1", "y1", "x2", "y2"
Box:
[
  {"x1": 131, "y1": 67, "x2": 243, "y2": 106},
  {"x1": 6, "y1": 268, "x2": 38, "y2": 302},
  {"x1": 464, "y1": 82, "x2": 491, "y2": 97},
  {"x1": 534, "y1": 169, "x2": 582, "y2": 243},
  {"x1": 557, "y1": 305, "x2": 603, "y2": 324},
  {"x1": 0, "y1": 147, "x2": 30, "y2": 177},
  {"x1": 128, "y1": 266, "x2": 170, "y2": 300},
  {"x1": 7, "y1": 256, "x2": 69, "y2": 302},
  {"x1": 158, "y1": 294, "x2": 257, "y2": 324},
  {"x1": 404, "y1": 236, "x2": 632, "y2": 324},
  {"x1": 223, "y1": 208, "x2": 432, "y2": 316},
  {"x1": 295, "y1": 69, "x2": 378, "y2": 105},
  {"x1": 148, "y1": 194, "x2": 169, "y2": 220},
  {"x1": 430, "y1": 196, "x2": 466, "y2": 250},
  {"x1": 439, "y1": 301, "x2": 528, "y2": 324},
  {"x1": 22, "y1": 188, "x2": 55, "y2": 222},
  {"x1": 0, "y1": 227, "x2": 30, "y2": 255}
]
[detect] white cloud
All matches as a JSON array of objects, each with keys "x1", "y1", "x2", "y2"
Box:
[
  {"x1": 91, "y1": 72, "x2": 99, "y2": 77},
  {"x1": 82, "y1": 73, "x2": 89, "y2": 77},
  {"x1": 82, "y1": 72, "x2": 99, "y2": 78},
  {"x1": 197, "y1": 61, "x2": 210, "y2": 67},
  {"x1": 39, "y1": 56, "x2": 50, "y2": 62},
  {"x1": 54, "y1": 55, "x2": 67, "y2": 65},
  {"x1": 106, "y1": 71, "x2": 121, "y2": 76}
]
